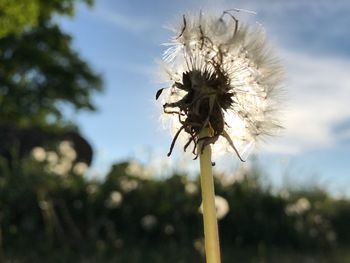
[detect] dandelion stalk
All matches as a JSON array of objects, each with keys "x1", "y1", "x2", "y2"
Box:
[{"x1": 199, "y1": 128, "x2": 221, "y2": 263}]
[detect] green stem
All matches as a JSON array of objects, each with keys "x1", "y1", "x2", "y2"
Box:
[{"x1": 199, "y1": 129, "x2": 221, "y2": 263}]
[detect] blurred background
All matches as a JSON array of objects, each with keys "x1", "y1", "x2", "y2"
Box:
[{"x1": 0, "y1": 0, "x2": 350, "y2": 262}]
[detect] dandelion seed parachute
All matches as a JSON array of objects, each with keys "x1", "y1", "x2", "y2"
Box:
[{"x1": 157, "y1": 11, "x2": 283, "y2": 161}]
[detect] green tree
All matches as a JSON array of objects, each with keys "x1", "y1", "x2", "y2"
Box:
[
  {"x1": 0, "y1": 0, "x2": 39, "y2": 37},
  {"x1": 0, "y1": 0, "x2": 93, "y2": 37},
  {"x1": 0, "y1": 0, "x2": 101, "y2": 127}
]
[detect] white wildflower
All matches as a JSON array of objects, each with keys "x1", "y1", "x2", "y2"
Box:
[
  {"x1": 51, "y1": 160, "x2": 72, "y2": 176},
  {"x1": 126, "y1": 160, "x2": 154, "y2": 179},
  {"x1": 126, "y1": 160, "x2": 144, "y2": 176},
  {"x1": 285, "y1": 197, "x2": 311, "y2": 215},
  {"x1": 164, "y1": 224, "x2": 175, "y2": 235},
  {"x1": 185, "y1": 182, "x2": 198, "y2": 195},
  {"x1": 279, "y1": 189, "x2": 290, "y2": 200},
  {"x1": 86, "y1": 184, "x2": 98, "y2": 195},
  {"x1": 58, "y1": 140, "x2": 77, "y2": 161},
  {"x1": 105, "y1": 191, "x2": 123, "y2": 209},
  {"x1": 199, "y1": 195, "x2": 230, "y2": 220},
  {"x1": 216, "y1": 164, "x2": 248, "y2": 187},
  {"x1": 193, "y1": 238, "x2": 205, "y2": 254},
  {"x1": 46, "y1": 151, "x2": 58, "y2": 165},
  {"x1": 119, "y1": 178, "x2": 139, "y2": 192},
  {"x1": 31, "y1": 147, "x2": 46, "y2": 162},
  {"x1": 73, "y1": 162, "x2": 88, "y2": 175},
  {"x1": 38, "y1": 200, "x2": 49, "y2": 210},
  {"x1": 140, "y1": 214, "x2": 158, "y2": 231},
  {"x1": 156, "y1": 11, "x2": 283, "y2": 160},
  {"x1": 296, "y1": 197, "x2": 311, "y2": 211}
]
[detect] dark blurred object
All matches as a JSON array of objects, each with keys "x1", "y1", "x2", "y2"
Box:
[{"x1": 0, "y1": 124, "x2": 93, "y2": 165}]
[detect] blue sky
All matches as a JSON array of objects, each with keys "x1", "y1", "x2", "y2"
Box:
[{"x1": 59, "y1": 0, "x2": 350, "y2": 195}]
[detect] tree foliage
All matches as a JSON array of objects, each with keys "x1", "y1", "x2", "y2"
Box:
[
  {"x1": 0, "y1": 0, "x2": 102, "y2": 127},
  {"x1": 1, "y1": 159, "x2": 350, "y2": 262},
  {"x1": 0, "y1": 0, "x2": 93, "y2": 37},
  {"x1": 37, "y1": 0, "x2": 94, "y2": 20},
  {"x1": 0, "y1": 24, "x2": 102, "y2": 126},
  {"x1": 0, "y1": 0, "x2": 39, "y2": 37}
]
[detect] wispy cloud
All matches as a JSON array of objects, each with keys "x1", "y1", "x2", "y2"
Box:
[{"x1": 266, "y1": 49, "x2": 350, "y2": 154}]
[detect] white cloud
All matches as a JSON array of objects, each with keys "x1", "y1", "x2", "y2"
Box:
[{"x1": 266, "y1": 49, "x2": 350, "y2": 154}]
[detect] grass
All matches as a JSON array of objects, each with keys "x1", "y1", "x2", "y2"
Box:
[{"x1": 3, "y1": 243, "x2": 350, "y2": 263}]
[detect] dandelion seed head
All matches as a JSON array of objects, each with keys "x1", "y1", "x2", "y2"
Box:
[
  {"x1": 193, "y1": 238, "x2": 205, "y2": 255},
  {"x1": 58, "y1": 140, "x2": 77, "y2": 161},
  {"x1": 46, "y1": 151, "x2": 58, "y2": 165},
  {"x1": 31, "y1": 147, "x2": 46, "y2": 162},
  {"x1": 285, "y1": 197, "x2": 311, "y2": 215},
  {"x1": 38, "y1": 200, "x2": 49, "y2": 210},
  {"x1": 126, "y1": 160, "x2": 154, "y2": 179},
  {"x1": 157, "y1": 11, "x2": 283, "y2": 160},
  {"x1": 86, "y1": 184, "x2": 98, "y2": 195},
  {"x1": 164, "y1": 224, "x2": 175, "y2": 235},
  {"x1": 73, "y1": 162, "x2": 88, "y2": 175},
  {"x1": 119, "y1": 177, "x2": 139, "y2": 192},
  {"x1": 185, "y1": 182, "x2": 198, "y2": 195},
  {"x1": 49, "y1": 159, "x2": 72, "y2": 176},
  {"x1": 105, "y1": 191, "x2": 123, "y2": 208},
  {"x1": 140, "y1": 214, "x2": 158, "y2": 231}
]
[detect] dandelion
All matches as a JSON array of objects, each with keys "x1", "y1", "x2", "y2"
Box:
[
  {"x1": 126, "y1": 160, "x2": 153, "y2": 179},
  {"x1": 73, "y1": 162, "x2": 88, "y2": 175},
  {"x1": 86, "y1": 184, "x2": 99, "y2": 195},
  {"x1": 199, "y1": 195, "x2": 230, "y2": 220},
  {"x1": 126, "y1": 160, "x2": 144, "y2": 176},
  {"x1": 164, "y1": 223, "x2": 175, "y2": 235},
  {"x1": 49, "y1": 158, "x2": 73, "y2": 176},
  {"x1": 46, "y1": 151, "x2": 59, "y2": 165},
  {"x1": 31, "y1": 147, "x2": 46, "y2": 162},
  {"x1": 105, "y1": 191, "x2": 123, "y2": 208},
  {"x1": 193, "y1": 238, "x2": 205, "y2": 255},
  {"x1": 58, "y1": 141, "x2": 72, "y2": 154},
  {"x1": 185, "y1": 182, "x2": 198, "y2": 195},
  {"x1": 285, "y1": 197, "x2": 311, "y2": 215},
  {"x1": 279, "y1": 189, "x2": 290, "y2": 200},
  {"x1": 156, "y1": 10, "x2": 283, "y2": 263},
  {"x1": 216, "y1": 164, "x2": 248, "y2": 187},
  {"x1": 140, "y1": 214, "x2": 158, "y2": 231},
  {"x1": 157, "y1": 11, "x2": 283, "y2": 160},
  {"x1": 119, "y1": 177, "x2": 139, "y2": 192},
  {"x1": 58, "y1": 140, "x2": 77, "y2": 161},
  {"x1": 38, "y1": 200, "x2": 49, "y2": 210}
]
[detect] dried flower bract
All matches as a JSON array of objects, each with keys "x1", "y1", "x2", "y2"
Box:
[{"x1": 157, "y1": 11, "x2": 283, "y2": 160}]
